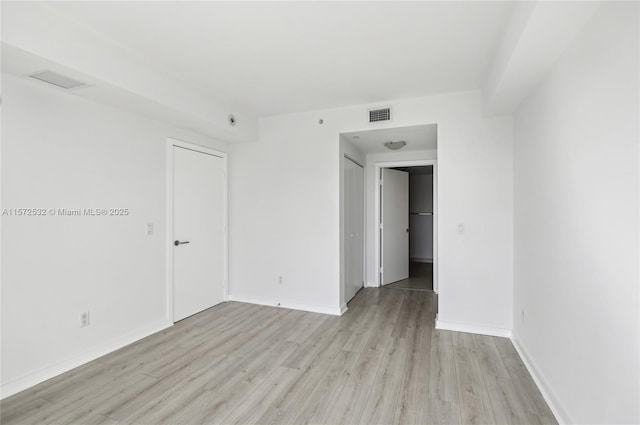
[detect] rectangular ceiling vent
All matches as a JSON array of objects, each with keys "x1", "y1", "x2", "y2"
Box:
[
  {"x1": 29, "y1": 70, "x2": 88, "y2": 90},
  {"x1": 368, "y1": 107, "x2": 391, "y2": 123}
]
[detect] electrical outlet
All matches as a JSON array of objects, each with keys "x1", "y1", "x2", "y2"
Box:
[
  {"x1": 146, "y1": 223, "x2": 154, "y2": 235},
  {"x1": 278, "y1": 276, "x2": 283, "y2": 284},
  {"x1": 80, "y1": 311, "x2": 90, "y2": 327},
  {"x1": 457, "y1": 223, "x2": 465, "y2": 234}
]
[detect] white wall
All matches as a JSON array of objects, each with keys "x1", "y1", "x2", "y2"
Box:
[
  {"x1": 409, "y1": 173, "x2": 433, "y2": 261},
  {"x1": 230, "y1": 91, "x2": 514, "y2": 333},
  {"x1": 512, "y1": 3, "x2": 639, "y2": 424},
  {"x1": 0, "y1": 74, "x2": 225, "y2": 396},
  {"x1": 227, "y1": 113, "x2": 344, "y2": 314}
]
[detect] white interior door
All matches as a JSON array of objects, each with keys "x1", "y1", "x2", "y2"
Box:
[
  {"x1": 344, "y1": 157, "x2": 364, "y2": 303},
  {"x1": 382, "y1": 168, "x2": 409, "y2": 285},
  {"x1": 173, "y1": 146, "x2": 225, "y2": 321}
]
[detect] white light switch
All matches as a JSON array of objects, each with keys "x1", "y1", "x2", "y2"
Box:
[
  {"x1": 146, "y1": 223, "x2": 154, "y2": 235},
  {"x1": 457, "y1": 223, "x2": 465, "y2": 234}
]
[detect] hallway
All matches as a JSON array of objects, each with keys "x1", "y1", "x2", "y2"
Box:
[{"x1": 386, "y1": 261, "x2": 433, "y2": 292}]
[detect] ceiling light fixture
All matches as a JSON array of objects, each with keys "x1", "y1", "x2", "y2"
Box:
[{"x1": 384, "y1": 140, "x2": 407, "y2": 150}]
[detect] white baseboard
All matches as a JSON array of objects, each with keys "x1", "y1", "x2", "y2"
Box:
[
  {"x1": 228, "y1": 294, "x2": 342, "y2": 316},
  {"x1": 1, "y1": 319, "x2": 173, "y2": 400},
  {"x1": 435, "y1": 319, "x2": 512, "y2": 338},
  {"x1": 339, "y1": 303, "x2": 348, "y2": 315},
  {"x1": 511, "y1": 335, "x2": 569, "y2": 425}
]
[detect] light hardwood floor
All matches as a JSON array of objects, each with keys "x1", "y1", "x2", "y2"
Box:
[{"x1": 1, "y1": 288, "x2": 557, "y2": 425}]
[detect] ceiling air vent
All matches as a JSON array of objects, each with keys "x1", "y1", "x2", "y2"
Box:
[
  {"x1": 369, "y1": 107, "x2": 391, "y2": 123},
  {"x1": 29, "y1": 70, "x2": 88, "y2": 90}
]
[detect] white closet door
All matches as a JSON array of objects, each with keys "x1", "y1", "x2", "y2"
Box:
[
  {"x1": 345, "y1": 157, "x2": 364, "y2": 303},
  {"x1": 173, "y1": 146, "x2": 225, "y2": 321},
  {"x1": 382, "y1": 168, "x2": 409, "y2": 285}
]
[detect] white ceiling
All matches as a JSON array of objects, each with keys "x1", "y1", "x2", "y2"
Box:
[
  {"x1": 343, "y1": 124, "x2": 437, "y2": 154},
  {"x1": 45, "y1": 1, "x2": 514, "y2": 117}
]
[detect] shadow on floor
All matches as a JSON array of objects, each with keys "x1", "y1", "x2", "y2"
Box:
[{"x1": 385, "y1": 261, "x2": 433, "y2": 291}]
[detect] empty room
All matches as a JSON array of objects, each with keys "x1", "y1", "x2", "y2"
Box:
[{"x1": 1, "y1": 2, "x2": 638, "y2": 425}]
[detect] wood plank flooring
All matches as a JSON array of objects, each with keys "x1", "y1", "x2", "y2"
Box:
[{"x1": 1, "y1": 288, "x2": 556, "y2": 425}]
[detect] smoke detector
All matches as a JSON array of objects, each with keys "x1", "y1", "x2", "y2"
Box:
[
  {"x1": 29, "y1": 70, "x2": 88, "y2": 90},
  {"x1": 384, "y1": 141, "x2": 407, "y2": 151}
]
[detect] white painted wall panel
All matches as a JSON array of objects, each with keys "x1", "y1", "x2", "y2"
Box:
[
  {"x1": 513, "y1": 3, "x2": 639, "y2": 423},
  {"x1": 0, "y1": 74, "x2": 225, "y2": 395}
]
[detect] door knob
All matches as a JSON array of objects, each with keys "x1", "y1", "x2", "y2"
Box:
[{"x1": 174, "y1": 240, "x2": 190, "y2": 246}]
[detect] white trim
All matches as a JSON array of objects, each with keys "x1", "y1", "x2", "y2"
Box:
[
  {"x1": 431, "y1": 162, "x2": 439, "y2": 294},
  {"x1": 511, "y1": 336, "x2": 567, "y2": 425},
  {"x1": 0, "y1": 320, "x2": 172, "y2": 400},
  {"x1": 435, "y1": 319, "x2": 512, "y2": 338},
  {"x1": 374, "y1": 159, "x2": 438, "y2": 293},
  {"x1": 340, "y1": 303, "x2": 348, "y2": 315},
  {"x1": 166, "y1": 140, "x2": 174, "y2": 322},
  {"x1": 228, "y1": 294, "x2": 343, "y2": 316},
  {"x1": 166, "y1": 138, "x2": 229, "y2": 324}
]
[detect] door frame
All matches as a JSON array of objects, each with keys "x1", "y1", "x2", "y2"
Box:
[
  {"x1": 166, "y1": 137, "x2": 228, "y2": 323},
  {"x1": 375, "y1": 159, "x2": 438, "y2": 292}
]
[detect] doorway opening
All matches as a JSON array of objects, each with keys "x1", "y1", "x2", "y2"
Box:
[
  {"x1": 382, "y1": 165, "x2": 435, "y2": 292},
  {"x1": 339, "y1": 123, "x2": 438, "y2": 313},
  {"x1": 375, "y1": 159, "x2": 439, "y2": 293}
]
